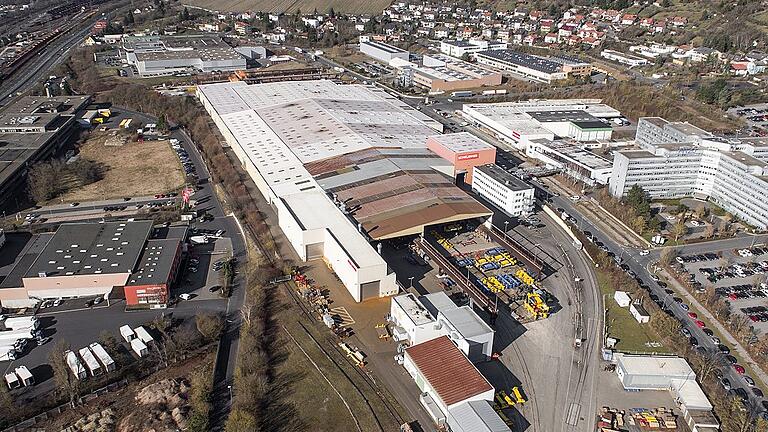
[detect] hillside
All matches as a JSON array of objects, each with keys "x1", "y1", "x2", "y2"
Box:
[{"x1": 183, "y1": 0, "x2": 392, "y2": 15}]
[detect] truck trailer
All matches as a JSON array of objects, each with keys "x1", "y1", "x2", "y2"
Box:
[
  {"x1": 0, "y1": 345, "x2": 17, "y2": 362},
  {"x1": 133, "y1": 326, "x2": 153, "y2": 344},
  {"x1": 130, "y1": 338, "x2": 148, "y2": 357},
  {"x1": 89, "y1": 343, "x2": 116, "y2": 372},
  {"x1": 0, "y1": 316, "x2": 39, "y2": 331},
  {"x1": 78, "y1": 346, "x2": 103, "y2": 377},
  {"x1": 119, "y1": 325, "x2": 135, "y2": 343},
  {"x1": 64, "y1": 350, "x2": 87, "y2": 380},
  {"x1": 14, "y1": 366, "x2": 33, "y2": 386}
]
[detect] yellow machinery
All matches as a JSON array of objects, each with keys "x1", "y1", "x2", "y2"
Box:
[
  {"x1": 524, "y1": 292, "x2": 550, "y2": 319},
  {"x1": 512, "y1": 386, "x2": 526, "y2": 404},
  {"x1": 93, "y1": 117, "x2": 104, "y2": 124},
  {"x1": 515, "y1": 268, "x2": 534, "y2": 285}
]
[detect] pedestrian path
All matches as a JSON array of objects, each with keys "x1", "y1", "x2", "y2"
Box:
[{"x1": 329, "y1": 306, "x2": 355, "y2": 327}]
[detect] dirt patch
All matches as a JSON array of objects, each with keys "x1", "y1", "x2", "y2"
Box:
[{"x1": 54, "y1": 132, "x2": 185, "y2": 203}]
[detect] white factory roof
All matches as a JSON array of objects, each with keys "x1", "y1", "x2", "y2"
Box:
[
  {"x1": 615, "y1": 353, "x2": 694, "y2": 378},
  {"x1": 393, "y1": 293, "x2": 436, "y2": 326},
  {"x1": 671, "y1": 378, "x2": 713, "y2": 411},
  {"x1": 421, "y1": 291, "x2": 460, "y2": 314},
  {"x1": 430, "y1": 132, "x2": 496, "y2": 153},
  {"x1": 447, "y1": 400, "x2": 512, "y2": 432},
  {"x1": 441, "y1": 306, "x2": 494, "y2": 338},
  {"x1": 531, "y1": 139, "x2": 613, "y2": 170}
]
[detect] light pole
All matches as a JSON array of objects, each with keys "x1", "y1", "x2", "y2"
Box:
[
  {"x1": 504, "y1": 221, "x2": 509, "y2": 241},
  {"x1": 228, "y1": 385, "x2": 232, "y2": 401},
  {"x1": 408, "y1": 276, "x2": 414, "y2": 289}
]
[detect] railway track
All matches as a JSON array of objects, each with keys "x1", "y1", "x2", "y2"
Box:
[
  {"x1": 280, "y1": 279, "x2": 405, "y2": 430},
  {"x1": 509, "y1": 340, "x2": 541, "y2": 432}
]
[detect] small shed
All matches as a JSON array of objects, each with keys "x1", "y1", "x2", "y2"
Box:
[
  {"x1": 630, "y1": 303, "x2": 650, "y2": 324},
  {"x1": 614, "y1": 291, "x2": 631, "y2": 308},
  {"x1": 131, "y1": 338, "x2": 148, "y2": 357},
  {"x1": 4, "y1": 372, "x2": 19, "y2": 389},
  {"x1": 14, "y1": 366, "x2": 33, "y2": 386}
]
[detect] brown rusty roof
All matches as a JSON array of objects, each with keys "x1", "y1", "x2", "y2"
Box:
[{"x1": 405, "y1": 336, "x2": 493, "y2": 406}]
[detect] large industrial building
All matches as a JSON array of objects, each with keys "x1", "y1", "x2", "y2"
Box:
[
  {"x1": 609, "y1": 117, "x2": 768, "y2": 229},
  {"x1": 462, "y1": 100, "x2": 620, "y2": 185},
  {"x1": 439, "y1": 40, "x2": 508, "y2": 59},
  {"x1": 407, "y1": 54, "x2": 502, "y2": 92},
  {"x1": 0, "y1": 221, "x2": 183, "y2": 308},
  {"x1": 0, "y1": 95, "x2": 91, "y2": 210},
  {"x1": 471, "y1": 164, "x2": 536, "y2": 217},
  {"x1": 359, "y1": 38, "x2": 410, "y2": 63},
  {"x1": 197, "y1": 80, "x2": 491, "y2": 302},
  {"x1": 475, "y1": 50, "x2": 567, "y2": 83},
  {"x1": 122, "y1": 35, "x2": 246, "y2": 77}
]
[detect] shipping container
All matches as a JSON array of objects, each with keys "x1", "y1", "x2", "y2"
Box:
[
  {"x1": 89, "y1": 342, "x2": 116, "y2": 372},
  {"x1": 130, "y1": 338, "x2": 148, "y2": 357},
  {"x1": 14, "y1": 366, "x2": 33, "y2": 386},
  {"x1": 64, "y1": 350, "x2": 87, "y2": 380},
  {"x1": 78, "y1": 346, "x2": 103, "y2": 376},
  {"x1": 451, "y1": 91, "x2": 473, "y2": 97},
  {"x1": 120, "y1": 325, "x2": 135, "y2": 343},
  {"x1": 133, "y1": 326, "x2": 153, "y2": 344}
]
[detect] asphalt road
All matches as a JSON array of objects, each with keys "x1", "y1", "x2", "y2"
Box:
[{"x1": 549, "y1": 192, "x2": 766, "y2": 413}]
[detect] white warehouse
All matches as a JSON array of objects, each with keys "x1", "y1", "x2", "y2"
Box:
[
  {"x1": 359, "y1": 38, "x2": 410, "y2": 63},
  {"x1": 197, "y1": 80, "x2": 490, "y2": 302}
]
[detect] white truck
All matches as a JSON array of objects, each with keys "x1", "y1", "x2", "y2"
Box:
[
  {"x1": 130, "y1": 338, "x2": 148, "y2": 357},
  {"x1": 89, "y1": 342, "x2": 116, "y2": 372},
  {"x1": 78, "y1": 346, "x2": 103, "y2": 377},
  {"x1": 65, "y1": 350, "x2": 87, "y2": 380},
  {"x1": 120, "y1": 325, "x2": 135, "y2": 343},
  {"x1": 133, "y1": 326, "x2": 153, "y2": 344},
  {"x1": 0, "y1": 316, "x2": 39, "y2": 331}
]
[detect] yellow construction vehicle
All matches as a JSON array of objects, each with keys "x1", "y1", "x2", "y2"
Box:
[
  {"x1": 524, "y1": 291, "x2": 550, "y2": 319},
  {"x1": 512, "y1": 386, "x2": 526, "y2": 404}
]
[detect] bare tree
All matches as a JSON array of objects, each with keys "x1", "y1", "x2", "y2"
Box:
[
  {"x1": 49, "y1": 340, "x2": 81, "y2": 407},
  {"x1": 659, "y1": 248, "x2": 678, "y2": 267}
]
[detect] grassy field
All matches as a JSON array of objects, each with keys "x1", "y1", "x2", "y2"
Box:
[
  {"x1": 54, "y1": 133, "x2": 185, "y2": 203},
  {"x1": 185, "y1": 0, "x2": 391, "y2": 14},
  {"x1": 597, "y1": 272, "x2": 670, "y2": 354}
]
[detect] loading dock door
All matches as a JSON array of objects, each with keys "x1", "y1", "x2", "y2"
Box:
[
  {"x1": 360, "y1": 280, "x2": 380, "y2": 301},
  {"x1": 305, "y1": 243, "x2": 324, "y2": 260}
]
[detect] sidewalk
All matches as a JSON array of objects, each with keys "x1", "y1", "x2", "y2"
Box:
[{"x1": 659, "y1": 268, "x2": 768, "y2": 388}]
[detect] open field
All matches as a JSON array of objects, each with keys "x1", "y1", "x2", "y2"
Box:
[
  {"x1": 184, "y1": 0, "x2": 391, "y2": 14},
  {"x1": 597, "y1": 273, "x2": 670, "y2": 354},
  {"x1": 54, "y1": 133, "x2": 185, "y2": 203}
]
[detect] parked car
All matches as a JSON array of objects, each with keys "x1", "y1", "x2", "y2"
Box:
[{"x1": 733, "y1": 364, "x2": 746, "y2": 374}]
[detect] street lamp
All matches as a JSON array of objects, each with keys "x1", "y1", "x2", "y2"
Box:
[
  {"x1": 504, "y1": 221, "x2": 509, "y2": 241},
  {"x1": 228, "y1": 385, "x2": 232, "y2": 401},
  {"x1": 408, "y1": 276, "x2": 414, "y2": 289}
]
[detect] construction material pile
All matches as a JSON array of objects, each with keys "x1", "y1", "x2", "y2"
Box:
[
  {"x1": 627, "y1": 408, "x2": 677, "y2": 429},
  {"x1": 597, "y1": 407, "x2": 625, "y2": 431}
]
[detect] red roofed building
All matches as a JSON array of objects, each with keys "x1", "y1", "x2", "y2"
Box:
[{"x1": 404, "y1": 336, "x2": 495, "y2": 415}]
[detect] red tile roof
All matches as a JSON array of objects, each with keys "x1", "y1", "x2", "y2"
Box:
[{"x1": 405, "y1": 336, "x2": 493, "y2": 406}]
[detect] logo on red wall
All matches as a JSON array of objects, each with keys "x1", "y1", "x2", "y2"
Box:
[{"x1": 457, "y1": 152, "x2": 479, "y2": 161}]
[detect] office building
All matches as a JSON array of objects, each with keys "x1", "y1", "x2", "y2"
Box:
[
  {"x1": 0, "y1": 96, "x2": 91, "y2": 210},
  {"x1": 122, "y1": 35, "x2": 246, "y2": 77},
  {"x1": 197, "y1": 80, "x2": 491, "y2": 302},
  {"x1": 526, "y1": 139, "x2": 613, "y2": 185},
  {"x1": 610, "y1": 117, "x2": 768, "y2": 229},
  {"x1": 359, "y1": 38, "x2": 410, "y2": 63},
  {"x1": 426, "y1": 132, "x2": 497, "y2": 184},
  {"x1": 472, "y1": 164, "x2": 535, "y2": 217},
  {"x1": 439, "y1": 39, "x2": 508, "y2": 59},
  {"x1": 0, "y1": 221, "x2": 184, "y2": 308},
  {"x1": 475, "y1": 50, "x2": 567, "y2": 83},
  {"x1": 549, "y1": 55, "x2": 593, "y2": 77},
  {"x1": 409, "y1": 54, "x2": 502, "y2": 92}
]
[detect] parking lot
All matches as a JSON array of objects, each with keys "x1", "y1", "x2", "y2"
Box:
[
  {"x1": 677, "y1": 246, "x2": 768, "y2": 334},
  {"x1": 727, "y1": 103, "x2": 768, "y2": 135}
]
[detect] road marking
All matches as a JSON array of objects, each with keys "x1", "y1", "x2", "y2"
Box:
[
  {"x1": 565, "y1": 402, "x2": 580, "y2": 426},
  {"x1": 329, "y1": 307, "x2": 355, "y2": 327}
]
